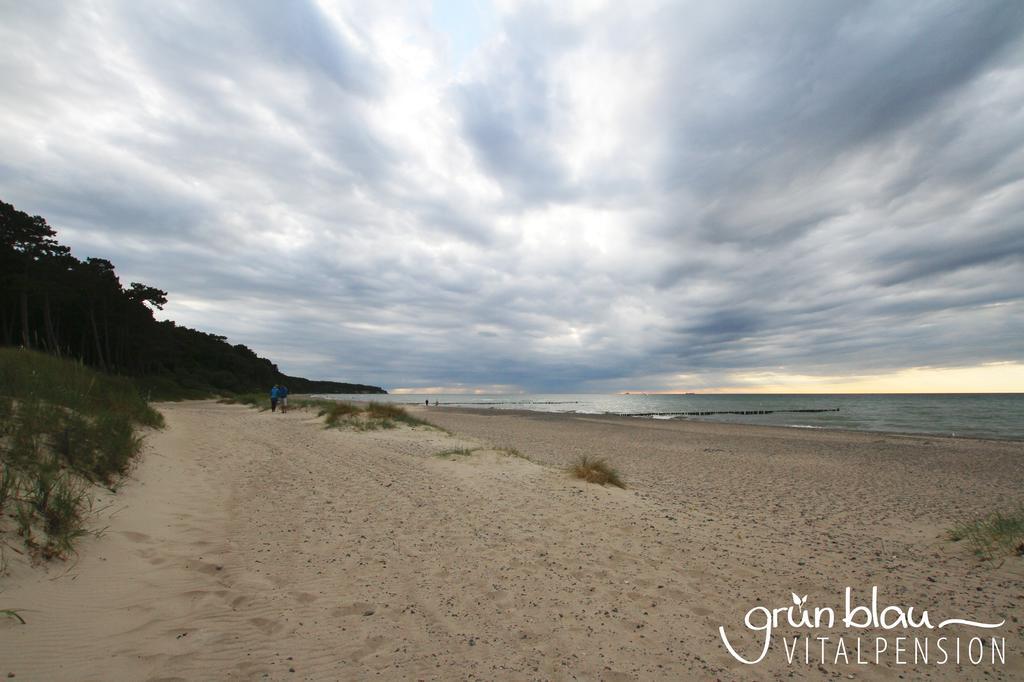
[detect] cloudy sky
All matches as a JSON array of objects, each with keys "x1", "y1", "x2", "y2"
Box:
[{"x1": 2, "y1": 1, "x2": 1023, "y2": 393}]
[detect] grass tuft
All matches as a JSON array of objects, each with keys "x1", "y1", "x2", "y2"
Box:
[
  {"x1": 569, "y1": 456, "x2": 626, "y2": 488},
  {"x1": 313, "y1": 401, "x2": 436, "y2": 431},
  {"x1": 1, "y1": 609, "x2": 26, "y2": 625},
  {"x1": 37, "y1": 475, "x2": 90, "y2": 560},
  {"x1": 293, "y1": 397, "x2": 334, "y2": 411},
  {"x1": 496, "y1": 446, "x2": 532, "y2": 461},
  {"x1": 949, "y1": 507, "x2": 1024, "y2": 561},
  {"x1": 365, "y1": 402, "x2": 432, "y2": 428},
  {"x1": 218, "y1": 392, "x2": 268, "y2": 410},
  {"x1": 434, "y1": 447, "x2": 478, "y2": 459},
  {"x1": 0, "y1": 463, "x2": 16, "y2": 515},
  {"x1": 319, "y1": 401, "x2": 362, "y2": 426},
  {"x1": 0, "y1": 348, "x2": 159, "y2": 561}
]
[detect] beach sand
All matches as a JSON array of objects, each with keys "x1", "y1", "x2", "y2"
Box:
[{"x1": 1, "y1": 401, "x2": 1021, "y2": 680}]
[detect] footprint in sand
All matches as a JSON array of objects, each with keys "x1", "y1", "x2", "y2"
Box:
[
  {"x1": 248, "y1": 616, "x2": 284, "y2": 635},
  {"x1": 330, "y1": 602, "x2": 375, "y2": 618},
  {"x1": 186, "y1": 560, "x2": 225, "y2": 575},
  {"x1": 291, "y1": 591, "x2": 319, "y2": 604},
  {"x1": 352, "y1": 635, "x2": 386, "y2": 662}
]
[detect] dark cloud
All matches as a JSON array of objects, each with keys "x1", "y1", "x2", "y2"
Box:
[
  {"x1": 0, "y1": 1, "x2": 1021, "y2": 391},
  {"x1": 456, "y1": 85, "x2": 571, "y2": 202}
]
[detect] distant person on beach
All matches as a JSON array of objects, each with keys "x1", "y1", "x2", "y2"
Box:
[
  {"x1": 425, "y1": 399, "x2": 429, "y2": 407},
  {"x1": 279, "y1": 384, "x2": 289, "y2": 413},
  {"x1": 270, "y1": 385, "x2": 279, "y2": 412}
]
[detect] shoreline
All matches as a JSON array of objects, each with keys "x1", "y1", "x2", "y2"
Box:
[
  {"x1": 311, "y1": 393, "x2": 1024, "y2": 442},
  {"x1": 1, "y1": 401, "x2": 1021, "y2": 680},
  {"x1": 463, "y1": 407, "x2": 1024, "y2": 444},
  {"x1": 340, "y1": 400, "x2": 1024, "y2": 445}
]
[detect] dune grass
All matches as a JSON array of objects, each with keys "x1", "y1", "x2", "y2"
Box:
[
  {"x1": 311, "y1": 400, "x2": 435, "y2": 431},
  {"x1": 435, "y1": 446, "x2": 534, "y2": 461},
  {"x1": 293, "y1": 397, "x2": 334, "y2": 411},
  {"x1": 0, "y1": 348, "x2": 160, "y2": 561},
  {"x1": 496, "y1": 446, "x2": 532, "y2": 461},
  {"x1": 134, "y1": 376, "x2": 214, "y2": 401},
  {"x1": 0, "y1": 462, "x2": 16, "y2": 513},
  {"x1": 434, "y1": 447, "x2": 478, "y2": 459},
  {"x1": 949, "y1": 507, "x2": 1024, "y2": 561},
  {"x1": 319, "y1": 400, "x2": 362, "y2": 424},
  {"x1": 0, "y1": 348, "x2": 162, "y2": 430},
  {"x1": 218, "y1": 392, "x2": 269, "y2": 410},
  {"x1": 366, "y1": 401, "x2": 433, "y2": 427},
  {"x1": 569, "y1": 456, "x2": 626, "y2": 488},
  {"x1": 224, "y1": 394, "x2": 412, "y2": 429}
]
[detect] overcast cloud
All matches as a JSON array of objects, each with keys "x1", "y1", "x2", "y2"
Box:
[{"x1": 2, "y1": 0, "x2": 1022, "y2": 392}]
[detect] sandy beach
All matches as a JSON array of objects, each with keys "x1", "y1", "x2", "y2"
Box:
[{"x1": 1, "y1": 401, "x2": 1021, "y2": 680}]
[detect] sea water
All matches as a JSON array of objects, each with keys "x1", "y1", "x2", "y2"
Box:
[{"x1": 314, "y1": 393, "x2": 1024, "y2": 441}]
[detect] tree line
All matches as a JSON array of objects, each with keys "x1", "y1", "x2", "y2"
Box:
[{"x1": 0, "y1": 199, "x2": 384, "y2": 396}]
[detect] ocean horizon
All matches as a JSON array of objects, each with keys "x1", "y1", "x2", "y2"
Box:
[{"x1": 315, "y1": 392, "x2": 1024, "y2": 441}]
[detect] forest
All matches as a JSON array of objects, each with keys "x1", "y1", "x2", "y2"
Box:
[{"x1": 0, "y1": 199, "x2": 384, "y2": 397}]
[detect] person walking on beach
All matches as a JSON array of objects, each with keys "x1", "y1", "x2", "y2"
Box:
[
  {"x1": 270, "y1": 385, "x2": 279, "y2": 413},
  {"x1": 279, "y1": 384, "x2": 289, "y2": 413}
]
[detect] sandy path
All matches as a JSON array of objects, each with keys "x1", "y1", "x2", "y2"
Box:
[{"x1": 0, "y1": 402, "x2": 1021, "y2": 680}]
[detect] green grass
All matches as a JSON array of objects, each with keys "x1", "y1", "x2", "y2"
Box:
[
  {"x1": 0, "y1": 348, "x2": 161, "y2": 561},
  {"x1": 134, "y1": 375, "x2": 213, "y2": 401},
  {"x1": 4, "y1": 465, "x2": 91, "y2": 561},
  {"x1": 31, "y1": 467, "x2": 90, "y2": 560},
  {"x1": 949, "y1": 507, "x2": 1024, "y2": 561},
  {"x1": 0, "y1": 348, "x2": 162, "y2": 429},
  {"x1": 569, "y1": 456, "x2": 626, "y2": 488}
]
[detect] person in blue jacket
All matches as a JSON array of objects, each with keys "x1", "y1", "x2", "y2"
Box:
[
  {"x1": 278, "y1": 384, "x2": 289, "y2": 413},
  {"x1": 270, "y1": 385, "x2": 279, "y2": 412}
]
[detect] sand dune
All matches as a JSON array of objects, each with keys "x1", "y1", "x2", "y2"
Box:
[{"x1": 1, "y1": 401, "x2": 1021, "y2": 680}]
